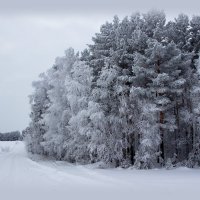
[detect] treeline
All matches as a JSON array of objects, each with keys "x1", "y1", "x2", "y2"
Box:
[
  {"x1": 24, "y1": 10, "x2": 200, "y2": 169},
  {"x1": 0, "y1": 131, "x2": 22, "y2": 141}
]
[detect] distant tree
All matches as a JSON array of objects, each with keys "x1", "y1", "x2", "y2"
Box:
[{"x1": 0, "y1": 131, "x2": 22, "y2": 141}]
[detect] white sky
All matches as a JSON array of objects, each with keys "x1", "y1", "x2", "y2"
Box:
[{"x1": 0, "y1": 0, "x2": 199, "y2": 132}]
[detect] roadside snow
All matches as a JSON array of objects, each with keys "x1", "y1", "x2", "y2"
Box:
[{"x1": 0, "y1": 141, "x2": 199, "y2": 200}]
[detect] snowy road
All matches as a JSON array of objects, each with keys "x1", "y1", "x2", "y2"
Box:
[{"x1": 0, "y1": 141, "x2": 200, "y2": 200}]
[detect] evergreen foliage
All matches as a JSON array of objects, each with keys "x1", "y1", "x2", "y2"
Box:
[{"x1": 24, "y1": 11, "x2": 200, "y2": 169}]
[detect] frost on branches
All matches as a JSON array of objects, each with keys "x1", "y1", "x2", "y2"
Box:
[{"x1": 24, "y1": 10, "x2": 200, "y2": 169}]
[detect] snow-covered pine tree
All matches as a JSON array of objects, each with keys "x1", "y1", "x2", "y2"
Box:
[
  {"x1": 142, "y1": 10, "x2": 166, "y2": 41},
  {"x1": 88, "y1": 19, "x2": 118, "y2": 76},
  {"x1": 187, "y1": 56, "x2": 200, "y2": 167},
  {"x1": 133, "y1": 39, "x2": 191, "y2": 168},
  {"x1": 188, "y1": 16, "x2": 200, "y2": 54},
  {"x1": 165, "y1": 14, "x2": 189, "y2": 51}
]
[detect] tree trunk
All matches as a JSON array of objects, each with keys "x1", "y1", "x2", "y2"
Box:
[{"x1": 160, "y1": 111, "x2": 165, "y2": 162}]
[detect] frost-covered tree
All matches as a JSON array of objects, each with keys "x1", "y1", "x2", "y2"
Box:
[
  {"x1": 132, "y1": 39, "x2": 191, "y2": 168},
  {"x1": 188, "y1": 16, "x2": 200, "y2": 54},
  {"x1": 165, "y1": 14, "x2": 189, "y2": 51},
  {"x1": 188, "y1": 56, "x2": 200, "y2": 167},
  {"x1": 25, "y1": 73, "x2": 50, "y2": 154},
  {"x1": 142, "y1": 10, "x2": 166, "y2": 41},
  {"x1": 62, "y1": 60, "x2": 94, "y2": 163},
  {"x1": 35, "y1": 48, "x2": 95, "y2": 163},
  {"x1": 87, "y1": 63, "x2": 123, "y2": 167},
  {"x1": 41, "y1": 48, "x2": 78, "y2": 159}
]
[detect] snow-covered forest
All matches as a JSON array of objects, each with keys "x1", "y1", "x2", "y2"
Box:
[{"x1": 24, "y1": 10, "x2": 200, "y2": 169}]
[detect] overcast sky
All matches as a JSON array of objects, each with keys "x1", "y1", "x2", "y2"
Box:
[{"x1": 0, "y1": 0, "x2": 199, "y2": 133}]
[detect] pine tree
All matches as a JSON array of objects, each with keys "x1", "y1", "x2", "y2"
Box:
[
  {"x1": 166, "y1": 14, "x2": 189, "y2": 51},
  {"x1": 188, "y1": 57, "x2": 200, "y2": 167},
  {"x1": 133, "y1": 39, "x2": 191, "y2": 168}
]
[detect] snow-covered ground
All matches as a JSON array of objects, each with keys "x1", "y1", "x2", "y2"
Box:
[{"x1": 0, "y1": 141, "x2": 199, "y2": 200}]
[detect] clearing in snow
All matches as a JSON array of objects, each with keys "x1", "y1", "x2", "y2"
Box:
[{"x1": 0, "y1": 141, "x2": 199, "y2": 200}]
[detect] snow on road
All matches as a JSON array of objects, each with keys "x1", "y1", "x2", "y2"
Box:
[{"x1": 0, "y1": 141, "x2": 199, "y2": 200}]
